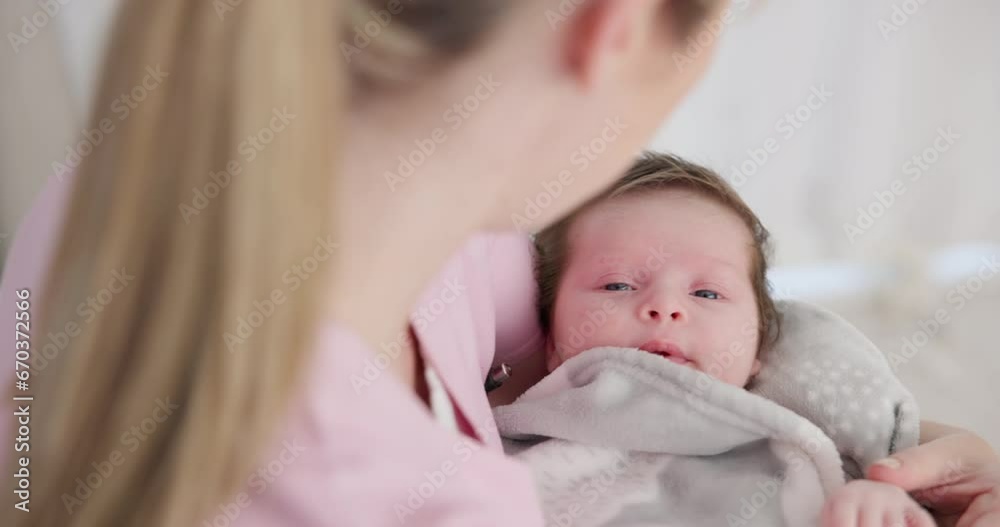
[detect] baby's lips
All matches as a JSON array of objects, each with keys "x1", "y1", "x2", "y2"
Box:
[
  {"x1": 639, "y1": 339, "x2": 686, "y2": 357},
  {"x1": 638, "y1": 339, "x2": 697, "y2": 366},
  {"x1": 663, "y1": 354, "x2": 692, "y2": 366}
]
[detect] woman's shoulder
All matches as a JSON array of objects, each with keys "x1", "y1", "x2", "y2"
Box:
[
  {"x1": 476, "y1": 232, "x2": 545, "y2": 366},
  {"x1": 0, "y1": 172, "x2": 76, "y2": 497},
  {"x1": 0, "y1": 174, "x2": 75, "y2": 381},
  {"x1": 228, "y1": 321, "x2": 543, "y2": 526},
  {"x1": 0, "y1": 173, "x2": 75, "y2": 303}
]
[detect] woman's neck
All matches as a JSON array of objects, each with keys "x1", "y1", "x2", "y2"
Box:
[{"x1": 325, "y1": 87, "x2": 496, "y2": 377}]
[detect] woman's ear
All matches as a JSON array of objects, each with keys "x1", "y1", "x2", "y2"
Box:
[
  {"x1": 750, "y1": 357, "x2": 762, "y2": 377},
  {"x1": 563, "y1": 0, "x2": 669, "y2": 89}
]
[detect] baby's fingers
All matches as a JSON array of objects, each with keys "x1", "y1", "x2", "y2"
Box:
[
  {"x1": 855, "y1": 504, "x2": 884, "y2": 527},
  {"x1": 955, "y1": 487, "x2": 1000, "y2": 527},
  {"x1": 902, "y1": 504, "x2": 936, "y2": 527},
  {"x1": 823, "y1": 498, "x2": 859, "y2": 527}
]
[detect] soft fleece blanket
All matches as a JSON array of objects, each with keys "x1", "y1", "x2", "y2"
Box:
[{"x1": 493, "y1": 300, "x2": 919, "y2": 526}]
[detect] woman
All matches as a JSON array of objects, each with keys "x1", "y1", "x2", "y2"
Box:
[{"x1": 1, "y1": 1, "x2": 997, "y2": 526}]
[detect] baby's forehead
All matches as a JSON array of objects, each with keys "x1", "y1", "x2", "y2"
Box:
[
  {"x1": 568, "y1": 191, "x2": 754, "y2": 252},
  {"x1": 574, "y1": 245, "x2": 749, "y2": 277},
  {"x1": 576, "y1": 188, "x2": 741, "y2": 228}
]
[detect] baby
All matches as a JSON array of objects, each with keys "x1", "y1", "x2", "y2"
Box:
[{"x1": 525, "y1": 152, "x2": 932, "y2": 527}]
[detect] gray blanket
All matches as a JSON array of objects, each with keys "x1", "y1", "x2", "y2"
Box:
[{"x1": 494, "y1": 300, "x2": 919, "y2": 526}]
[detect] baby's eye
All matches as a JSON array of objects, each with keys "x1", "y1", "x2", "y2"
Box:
[
  {"x1": 692, "y1": 289, "x2": 721, "y2": 300},
  {"x1": 603, "y1": 282, "x2": 635, "y2": 292}
]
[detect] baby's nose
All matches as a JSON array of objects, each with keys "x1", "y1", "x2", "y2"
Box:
[{"x1": 646, "y1": 308, "x2": 683, "y2": 321}]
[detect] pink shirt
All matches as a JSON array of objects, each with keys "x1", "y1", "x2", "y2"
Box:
[{"x1": 0, "y1": 174, "x2": 545, "y2": 525}]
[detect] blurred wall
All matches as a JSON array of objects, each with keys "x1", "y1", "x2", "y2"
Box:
[{"x1": 653, "y1": 0, "x2": 1000, "y2": 267}]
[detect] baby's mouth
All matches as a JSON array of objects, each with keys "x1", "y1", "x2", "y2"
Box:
[{"x1": 638, "y1": 340, "x2": 693, "y2": 366}]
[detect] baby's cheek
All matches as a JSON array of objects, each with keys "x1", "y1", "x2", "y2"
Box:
[
  {"x1": 550, "y1": 310, "x2": 594, "y2": 358},
  {"x1": 584, "y1": 313, "x2": 632, "y2": 348},
  {"x1": 553, "y1": 304, "x2": 630, "y2": 357},
  {"x1": 705, "y1": 324, "x2": 759, "y2": 385}
]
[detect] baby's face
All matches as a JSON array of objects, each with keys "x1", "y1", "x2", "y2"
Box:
[{"x1": 547, "y1": 189, "x2": 762, "y2": 387}]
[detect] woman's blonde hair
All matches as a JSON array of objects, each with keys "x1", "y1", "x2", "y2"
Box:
[
  {"x1": 535, "y1": 151, "x2": 781, "y2": 352},
  {"x1": 7, "y1": 3, "x2": 724, "y2": 526}
]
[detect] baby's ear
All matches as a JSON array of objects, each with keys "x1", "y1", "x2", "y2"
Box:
[
  {"x1": 544, "y1": 336, "x2": 560, "y2": 373},
  {"x1": 750, "y1": 357, "x2": 762, "y2": 377}
]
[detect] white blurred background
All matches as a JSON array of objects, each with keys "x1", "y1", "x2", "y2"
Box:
[{"x1": 1, "y1": 1, "x2": 998, "y2": 444}]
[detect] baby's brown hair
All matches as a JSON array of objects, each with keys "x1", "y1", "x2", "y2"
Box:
[{"x1": 534, "y1": 151, "x2": 781, "y2": 353}]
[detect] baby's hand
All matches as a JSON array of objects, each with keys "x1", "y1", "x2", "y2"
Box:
[{"x1": 822, "y1": 480, "x2": 935, "y2": 527}]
